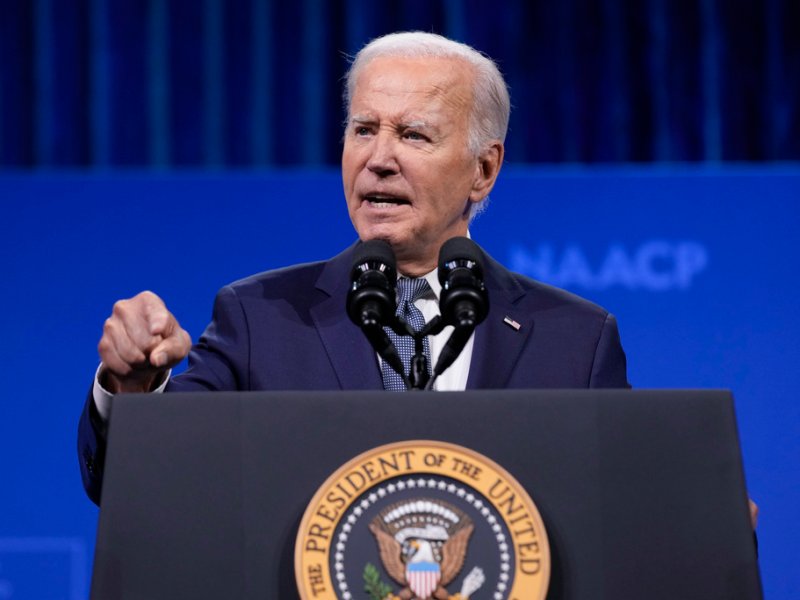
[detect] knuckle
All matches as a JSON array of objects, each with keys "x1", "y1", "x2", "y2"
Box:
[
  {"x1": 102, "y1": 318, "x2": 115, "y2": 333},
  {"x1": 112, "y1": 299, "x2": 129, "y2": 317},
  {"x1": 140, "y1": 290, "x2": 164, "y2": 309}
]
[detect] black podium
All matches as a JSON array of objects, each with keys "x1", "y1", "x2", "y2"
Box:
[{"x1": 91, "y1": 389, "x2": 761, "y2": 599}]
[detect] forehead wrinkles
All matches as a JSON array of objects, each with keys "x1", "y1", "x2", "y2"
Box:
[
  {"x1": 352, "y1": 57, "x2": 475, "y2": 119},
  {"x1": 427, "y1": 80, "x2": 473, "y2": 114}
]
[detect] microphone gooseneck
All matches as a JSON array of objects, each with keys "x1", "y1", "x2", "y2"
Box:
[
  {"x1": 427, "y1": 237, "x2": 489, "y2": 389},
  {"x1": 347, "y1": 237, "x2": 490, "y2": 391},
  {"x1": 346, "y1": 240, "x2": 410, "y2": 389}
]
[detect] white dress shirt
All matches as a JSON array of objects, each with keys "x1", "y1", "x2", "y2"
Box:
[{"x1": 396, "y1": 269, "x2": 473, "y2": 392}]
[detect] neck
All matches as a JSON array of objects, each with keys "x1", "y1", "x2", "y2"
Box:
[
  {"x1": 394, "y1": 246, "x2": 439, "y2": 277},
  {"x1": 393, "y1": 229, "x2": 470, "y2": 277},
  {"x1": 396, "y1": 259, "x2": 436, "y2": 278}
]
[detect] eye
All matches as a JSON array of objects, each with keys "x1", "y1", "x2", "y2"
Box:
[
  {"x1": 403, "y1": 130, "x2": 427, "y2": 141},
  {"x1": 354, "y1": 125, "x2": 372, "y2": 137}
]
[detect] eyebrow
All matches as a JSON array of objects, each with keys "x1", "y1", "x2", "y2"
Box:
[
  {"x1": 350, "y1": 115, "x2": 372, "y2": 124},
  {"x1": 403, "y1": 120, "x2": 434, "y2": 130},
  {"x1": 349, "y1": 115, "x2": 437, "y2": 131}
]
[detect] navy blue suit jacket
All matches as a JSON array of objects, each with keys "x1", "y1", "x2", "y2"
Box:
[{"x1": 78, "y1": 243, "x2": 628, "y2": 503}]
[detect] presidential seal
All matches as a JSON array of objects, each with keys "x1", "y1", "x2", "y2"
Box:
[{"x1": 295, "y1": 440, "x2": 550, "y2": 600}]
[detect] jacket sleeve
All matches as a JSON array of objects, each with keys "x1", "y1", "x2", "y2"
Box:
[
  {"x1": 76, "y1": 285, "x2": 249, "y2": 504},
  {"x1": 589, "y1": 313, "x2": 631, "y2": 388},
  {"x1": 77, "y1": 388, "x2": 107, "y2": 505},
  {"x1": 166, "y1": 285, "x2": 250, "y2": 393}
]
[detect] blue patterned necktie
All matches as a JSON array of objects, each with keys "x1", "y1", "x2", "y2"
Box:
[{"x1": 381, "y1": 278, "x2": 432, "y2": 391}]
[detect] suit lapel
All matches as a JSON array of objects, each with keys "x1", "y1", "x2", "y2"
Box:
[
  {"x1": 466, "y1": 254, "x2": 534, "y2": 389},
  {"x1": 310, "y1": 244, "x2": 384, "y2": 390}
]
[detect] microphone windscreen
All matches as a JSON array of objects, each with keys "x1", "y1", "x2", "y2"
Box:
[
  {"x1": 347, "y1": 239, "x2": 398, "y2": 327},
  {"x1": 438, "y1": 236, "x2": 484, "y2": 283},
  {"x1": 351, "y1": 239, "x2": 397, "y2": 276}
]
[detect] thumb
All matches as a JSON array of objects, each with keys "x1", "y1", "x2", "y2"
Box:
[{"x1": 150, "y1": 328, "x2": 191, "y2": 368}]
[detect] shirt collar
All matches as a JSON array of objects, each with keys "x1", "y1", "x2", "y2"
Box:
[
  {"x1": 396, "y1": 269, "x2": 440, "y2": 301},
  {"x1": 396, "y1": 231, "x2": 471, "y2": 302},
  {"x1": 421, "y1": 269, "x2": 441, "y2": 300}
]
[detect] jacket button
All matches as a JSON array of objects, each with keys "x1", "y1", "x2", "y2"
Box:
[{"x1": 84, "y1": 451, "x2": 95, "y2": 475}]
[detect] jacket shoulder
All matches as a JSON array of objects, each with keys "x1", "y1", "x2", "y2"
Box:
[
  {"x1": 518, "y1": 273, "x2": 609, "y2": 318},
  {"x1": 223, "y1": 243, "x2": 355, "y2": 300},
  {"x1": 486, "y1": 252, "x2": 611, "y2": 320},
  {"x1": 226, "y1": 260, "x2": 328, "y2": 297}
]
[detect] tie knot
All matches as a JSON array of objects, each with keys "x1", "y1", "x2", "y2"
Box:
[{"x1": 396, "y1": 278, "x2": 431, "y2": 307}]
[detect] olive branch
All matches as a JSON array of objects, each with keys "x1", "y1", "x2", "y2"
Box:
[{"x1": 363, "y1": 563, "x2": 393, "y2": 600}]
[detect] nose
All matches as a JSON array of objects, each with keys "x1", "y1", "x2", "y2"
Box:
[{"x1": 366, "y1": 131, "x2": 399, "y2": 177}]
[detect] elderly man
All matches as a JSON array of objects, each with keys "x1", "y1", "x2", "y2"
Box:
[{"x1": 78, "y1": 32, "x2": 629, "y2": 504}]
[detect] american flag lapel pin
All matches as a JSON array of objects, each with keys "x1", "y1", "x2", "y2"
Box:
[{"x1": 503, "y1": 316, "x2": 521, "y2": 331}]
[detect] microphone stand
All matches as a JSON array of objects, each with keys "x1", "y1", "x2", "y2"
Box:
[{"x1": 387, "y1": 316, "x2": 450, "y2": 390}]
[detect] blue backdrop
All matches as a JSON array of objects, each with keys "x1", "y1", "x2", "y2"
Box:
[
  {"x1": 0, "y1": 166, "x2": 798, "y2": 598},
  {"x1": 2, "y1": 0, "x2": 799, "y2": 167}
]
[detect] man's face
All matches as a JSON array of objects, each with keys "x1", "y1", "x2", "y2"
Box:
[{"x1": 342, "y1": 56, "x2": 489, "y2": 275}]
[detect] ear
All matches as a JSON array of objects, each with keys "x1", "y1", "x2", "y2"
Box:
[{"x1": 469, "y1": 141, "x2": 504, "y2": 203}]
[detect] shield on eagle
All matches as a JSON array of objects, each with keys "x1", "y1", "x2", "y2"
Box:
[
  {"x1": 406, "y1": 560, "x2": 441, "y2": 599},
  {"x1": 368, "y1": 498, "x2": 476, "y2": 600}
]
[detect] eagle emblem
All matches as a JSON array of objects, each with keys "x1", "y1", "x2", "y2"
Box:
[{"x1": 367, "y1": 498, "x2": 485, "y2": 600}]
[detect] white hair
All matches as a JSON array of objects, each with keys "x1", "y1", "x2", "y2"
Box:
[
  {"x1": 344, "y1": 31, "x2": 510, "y2": 156},
  {"x1": 344, "y1": 32, "x2": 510, "y2": 219}
]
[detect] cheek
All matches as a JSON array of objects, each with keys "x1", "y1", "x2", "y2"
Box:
[
  {"x1": 341, "y1": 166, "x2": 360, "y2": 203},
  {"x1": 341, "y1": 146, "x2": 359, "y2": 179},
  {"x1": 341, "y1": 156, "x2": 353, "y2": 181}
]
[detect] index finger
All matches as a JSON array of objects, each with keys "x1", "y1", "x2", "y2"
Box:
[{"x1": 137, "y1": 291, "x2": 171, "y2": 336}]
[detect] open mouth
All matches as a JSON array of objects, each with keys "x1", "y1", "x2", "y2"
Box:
[{"x1": 363, "y1": 194, "x2": 410, "y2": 208}]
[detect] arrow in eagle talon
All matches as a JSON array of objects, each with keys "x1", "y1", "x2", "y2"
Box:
[{"x1": 458, "y1": 566, "x2": 485, "y2": 598}]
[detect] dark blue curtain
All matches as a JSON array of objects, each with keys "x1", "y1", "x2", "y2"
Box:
[{"x1": 1, "y1": 0, "x2": 798, "y2": 167}]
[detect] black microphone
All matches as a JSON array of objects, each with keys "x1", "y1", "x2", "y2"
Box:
[
  {"x1": 346, "y1": 240, "x2": 408, "y2": 387},
  {"x1": 347, "y1": 240, "x2": 397, "y2": 327},
  {"x1": 429, "y1": 237, "x2": 489, "y2": 386},
  {"x1": 438, "y1": 237, "x2": 489, "y2": 328}
]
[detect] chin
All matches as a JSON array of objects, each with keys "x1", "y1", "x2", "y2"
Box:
[{"x1": 356, "y1": 223, "x2": 407, "y2": 247}]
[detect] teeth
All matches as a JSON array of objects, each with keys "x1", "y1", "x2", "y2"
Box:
[{"x1": 366, "y1": 195, "x2": 405, "y2": 205}]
